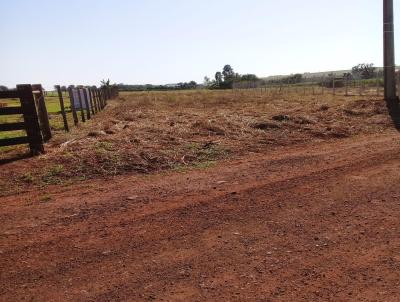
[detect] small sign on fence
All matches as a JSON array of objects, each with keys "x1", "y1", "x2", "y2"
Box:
[{"x1": 73, "y1": 88, "x2": 92, "y2": 110}]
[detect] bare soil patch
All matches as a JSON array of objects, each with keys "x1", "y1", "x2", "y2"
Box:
[{"x1": 1, "y1": 132, "x2": 400, "y2": 301}]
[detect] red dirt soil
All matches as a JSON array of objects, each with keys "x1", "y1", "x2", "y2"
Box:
[{"x1": 1, "y1": 130, "x2": 400, "y2": 301}]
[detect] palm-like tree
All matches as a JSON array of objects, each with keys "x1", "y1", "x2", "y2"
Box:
[{"x1": 100, "y1": 79, "x2": 111, "y2": 88}]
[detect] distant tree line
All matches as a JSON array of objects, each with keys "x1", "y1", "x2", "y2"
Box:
[
  {"x1": 265, "y1": 63, "x2": 382, "y2": 88},
  {"x1": 118, "y1": 81, "x2": 198, "y2": 92},
  {"x1": 266, "y1": 73, "x2": 304, "y2": 85}
]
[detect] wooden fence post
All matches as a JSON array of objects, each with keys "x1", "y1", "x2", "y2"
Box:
[
  {"x1": 104, "y1": 88, "x2": 107, "y2": 104},
  {"x1": 97, "y1": 89, "x2": 102, "y2": 109},
  {"x1": 55, "y1": 85, "x2": 69, "y2": 132},
  {"x1": 94, "y1": 89, "x2": 100, "y2": 111},
  {"x1": 97, "y1": 89, "x2": 101, "y2": 109},
  {"x1": 93, "y1": 90, "x2": 98, "y2": 110},
  {"x1": 97, "y1": 89, "x2": 102, "y2": 108},
  {"x1": 83, "y1": 89, "x2": 91, "y2": 120},
  {"x1": 76, "y1": 89, "x2": 86, "y2": 122},
  {"x1": 101, "y1": 88, "x2": 106, "y2": 108},
  {"x1": 376, "y1": 78, "x2": 380, "y2": 96},
  {"x1": 88, "y1": 88, "x2": 96, "y2": 115},
  {"x1": 68, "y1": 87, "x2": 79, "y2": 126},
  {"x1": 17, "y1": 84, "x2": 44, "y2": 155},
  {"x1": 94, "y1": 88, "x2": 99, "y2": 113},
  {"x1": 32, "y1": 84, "x2": 52, "y2": 142}
]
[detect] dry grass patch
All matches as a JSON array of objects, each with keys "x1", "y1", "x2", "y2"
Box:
[{"x1": 0, "y1": 90, "x2": 392, "y2": 196}]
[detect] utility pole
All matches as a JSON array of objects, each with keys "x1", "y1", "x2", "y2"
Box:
[
  {"x1": 383, "y1": 0, "x2": 397, "y2": 101},
  {"x1": 383, "y1": 0, "x2": 400, "y2": 127}
]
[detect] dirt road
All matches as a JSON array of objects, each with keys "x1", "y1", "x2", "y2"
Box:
[{"x1": 1, "y1": 130, "x2": 400, "y2": 301}]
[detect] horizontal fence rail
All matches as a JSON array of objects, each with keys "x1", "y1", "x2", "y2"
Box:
[
  {"x1": 0, "y1": 122, "x2": 26, "y2": 131},
  {"x1": 0, "y1": 107, "x2": 23, "y2": 115},
  {"x1": 0, "y1": 136, "x2": 30, "y2": 147}
]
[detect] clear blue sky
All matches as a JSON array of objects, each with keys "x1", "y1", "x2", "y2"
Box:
[{"x1": 1, "y1": 0, "x2": 399, "y2": 89}]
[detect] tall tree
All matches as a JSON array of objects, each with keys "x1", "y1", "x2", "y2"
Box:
[
  {"x1": 101, "y1": 79, "x2": 111, "y2": 88},
  {"x1": 215, "y1": 72, "x2": 223, "y2": 85},
  {"x1": 222, "y1": 65, "x2": 235, "y2": 81}
]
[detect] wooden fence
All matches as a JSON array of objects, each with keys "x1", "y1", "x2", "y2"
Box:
[
  {"x1": 58, "y1": 86, "x2": 118, "y2": 131},
  {"x1": 0, "y1": 84, "x2": 44, "y2": 155},
  {"x1": 0, "y1": 84, "x2": 118, "y2": 156},
  {"x1": 233, "y1": 78, "x2": 385, "y2": 97}
]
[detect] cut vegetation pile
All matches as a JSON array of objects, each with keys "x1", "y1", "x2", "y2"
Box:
[{"x1": 0, "y1": 90, "x2": 392, "y2": 196}]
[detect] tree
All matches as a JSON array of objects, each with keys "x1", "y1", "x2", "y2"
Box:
[
  {"x1": 352, "y1": 63, "x2": 376, "y2": 79},
  {"x1": 207, "y1": 65, "x2": 262, "y2": 89},
  {"x1": 0, "y1": 85, "x2": 8, "y2": 91},
  {"x1": 188, "y1": 81, "x2": 198, "y2": 89},
  {"x1": 221, "y1": 65, "x2": 238, "y2": 89},
  {"x1": 292, "y1": 73, "x2": 303, "y2": 83},
  {"x1": 101, "y1": 79, "x2": 111, "y2": 88},
  {"x1": 241, "y1": 74, "x2": 259, "y2": 81},
  {"x1": 222, "y1": 65, "x2": 235, "y2": 81},
  {"x1": 215, "y1": 72, "x2": 223, "y2": 85}
]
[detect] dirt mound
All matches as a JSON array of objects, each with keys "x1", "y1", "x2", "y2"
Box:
[
  {"x1": 272, "y1": 114, "x2": 290, "y2": 122},
  {"x1": 343, "y1": 99, "x2": 386, "y2": 117},
  {"x1": 250, "y1": 121, "x2": 281, "y2": 130}
]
